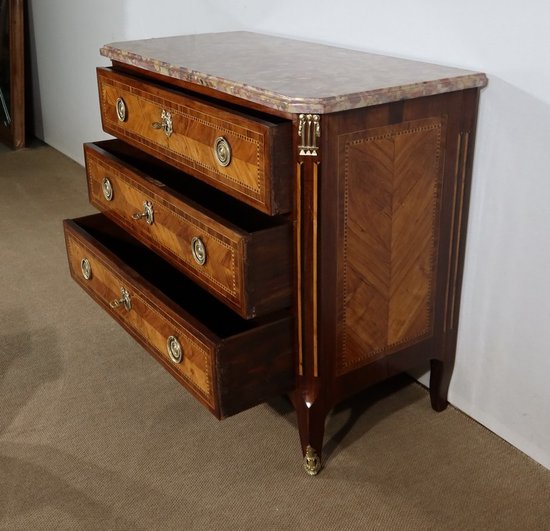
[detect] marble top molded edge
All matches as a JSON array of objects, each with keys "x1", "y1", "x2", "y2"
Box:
[{"x1": 101, "y1": 32, "x2": 488, "y2": 114}]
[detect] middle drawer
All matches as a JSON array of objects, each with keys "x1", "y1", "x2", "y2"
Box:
[{"x1": 84, "y1": 140, "x2": 292, "y2": 319}]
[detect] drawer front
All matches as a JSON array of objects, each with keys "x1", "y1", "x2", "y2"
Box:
[
  {"x1": 97, "y1": 68, "x2": 291, "y2": 215},
  {"x1": 63, "y1": 215, "x2": 294, "y2": 418},
  {"x1": 84, "y1": 141, "x2": 292, "y2": 319},
  {"x1": 64, "y1": 220, "x2": 216, "y2": 410}
]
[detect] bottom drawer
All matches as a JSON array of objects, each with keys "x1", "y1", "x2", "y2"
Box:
[{"x1": 63, "y1": 214, "x2": 294, "y2": 418}]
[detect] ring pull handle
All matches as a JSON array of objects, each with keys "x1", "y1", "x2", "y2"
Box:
[
  {"x1": 132, "y1": 200, "x2": 154, "y2": 225},
  {"x1": 115, "y1": 97, "x2": 127, "y2": 122},
  {"x1": 213, "y1": 136, "x2": 231, "y2": 167},
  {"x1": 80, "y1": 258, "x2": 92, "y2": 280},
  {"x1": 167, "y1": 335, "x2": 183, "y2": 364},
  {"x1": 102, "y1": 177, "x2": 114, "y2": 201},
  {"x1": 109, "y1": 286, "x2": 132, "y2": 311},
  {"x1": 191, "y1": 237, "x2": 207, "y2": 266},
  {"x1": 152, "y1": 109, "x2": 173, "y2": 138}
]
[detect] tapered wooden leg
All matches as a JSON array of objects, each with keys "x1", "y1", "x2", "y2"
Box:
[
  {"x1": 429, "y1": 358, "x2": 454, "y2": 412},
  {"x1": 290, "y1": 392, "x2": 327, "y2": 475}
]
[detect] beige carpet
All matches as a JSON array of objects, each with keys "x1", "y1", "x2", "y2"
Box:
[{"x1": 1, "y1": 144, "x2": 549, "y2": 530}]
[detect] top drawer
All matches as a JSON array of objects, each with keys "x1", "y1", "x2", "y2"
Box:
[{"x1": 97, "y1": 68, "x2": 292, "y2": 215}]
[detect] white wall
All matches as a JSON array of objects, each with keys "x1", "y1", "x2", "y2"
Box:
[
  {"x1": 27, "y1": 0, "x2": 238, "y2": 162},
  {"x1": 29, "y1": 0, "x2": 550, "y2": 469}
]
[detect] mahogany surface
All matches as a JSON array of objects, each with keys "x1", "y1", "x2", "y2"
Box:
[{"x1": 65, "y1": 32, "x2": 485, "y2": 473}]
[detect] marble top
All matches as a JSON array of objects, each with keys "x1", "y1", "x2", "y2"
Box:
[{"x1": 101, "y1": 32, "x2": 487, "y2": 114}]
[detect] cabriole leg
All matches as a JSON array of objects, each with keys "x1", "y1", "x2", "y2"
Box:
[{"x1": 429, "y1": 358, "x2": 454, "y2": 412}]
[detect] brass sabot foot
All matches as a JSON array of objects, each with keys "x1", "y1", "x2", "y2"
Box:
[{"x1": 303, "y1": 445, "x2": 322, "y2": 476}]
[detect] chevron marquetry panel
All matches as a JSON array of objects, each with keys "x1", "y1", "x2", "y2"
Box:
[{"x1": 338, "y1": 118, "x2": 443, "y2": 375}]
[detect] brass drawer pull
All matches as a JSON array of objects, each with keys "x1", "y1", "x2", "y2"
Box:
[
  {"x1": 80, "y1": 258, "x2": 92, "y2": 280},
  {"x1": 115, "y1": 97, "x2": 127, "y2": 122},
  {"x1": 191, "y1": 237, "x2": 207, "y2": 265},
  {"x1": 102, "y1": 177, "x2": 113, "y2": 201},
  {"x1": 214, "y1": 136, "x2": 231, "y2": 167},
  {"x1": 152, "y1": 109, "x2": 173, "y2": 138},
  {"x1": 109, "y1": 286, "x2": 132, "y2": 311},
  {"x1": 132, "y1": 200, "x2": 154, "y2": 225},
  {"x1": 167, "y1": 335, "x2": 183, "y2": 363}
]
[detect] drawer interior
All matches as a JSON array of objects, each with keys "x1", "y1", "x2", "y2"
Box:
[
  {"x1": 74, "y1": 214, "x2": 282, "y2": 338},
  {"x1": 93, "y1": 139, "x2": 287, "y2": 233}
]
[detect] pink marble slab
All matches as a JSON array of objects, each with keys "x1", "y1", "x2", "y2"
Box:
[{"x1": 101, "y1": 32, "x2": 487, "y2": 114}]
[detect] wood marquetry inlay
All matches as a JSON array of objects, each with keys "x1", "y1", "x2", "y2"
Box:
[
  {"x1": 86, "y1": 151, "x2": 241, "y2": 304},
  {"x1": 338, "y1": 117, "x2": 444, "y2": 374},
  {"x1": 98, "y1": 72, "x2": 266, "y2": 207},
  {"x1": 65, "y1": 232, "x2": 214, "y2": 406}
]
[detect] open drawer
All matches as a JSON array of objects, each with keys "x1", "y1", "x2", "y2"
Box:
[
  {"x1": 63, "y1": 214, "x2": 294, "y2": 418},
  {"x1": 97, "y1": 67, "x2": 292, "y2": 215},
  {"x1": 84, "y1": 140, "x2": 292, "y2": 319}
]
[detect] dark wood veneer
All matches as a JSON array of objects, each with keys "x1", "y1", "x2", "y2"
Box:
[{"x1": 0, "y1": 0, "x2": 25, "y2": 149}]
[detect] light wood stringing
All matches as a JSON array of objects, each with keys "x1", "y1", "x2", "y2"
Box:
[
  {"x1": 445, "y1": 131, "x2": 470, "y2": 332},
  {"x1": 295, "y1": 162, "x2": 303, "y2": 376}
]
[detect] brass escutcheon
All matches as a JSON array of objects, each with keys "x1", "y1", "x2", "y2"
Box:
[
  {"x1": 132, "y1": 200, "x2": 154, "y2": 225},
  {"x1": 152, "y1": 109, "x2": 173, "y2": 138},
  {"x1": 167, "y1": 335, "x2": 183, "y2": 363},
  {"x1": 102, "y1": 177, "x2": 113, "y2": 201},
  {"x1": 80, "y1": 258, "x2": 92, "y2": 280},
  {"x1": 213, "y1": 136, "x2": 231, "y2": 167},
  {"x1": 191, "y1": 237, "x2": 207, "y2": 266},
  {"x1": 109, "y1": 286, "x2": 132, "y2": 312},
  {"x1": 115, "y1": 97, "x2": 127, "y2": 122}
]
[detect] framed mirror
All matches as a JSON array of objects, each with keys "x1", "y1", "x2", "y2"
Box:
[{"x1": 0, "y1": 0, "x2": 24, "y2": 149}]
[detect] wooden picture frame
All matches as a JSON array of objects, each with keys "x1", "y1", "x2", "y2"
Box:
[{"x1": 0, "y1": 0, "x2": 24, "y2": 149}]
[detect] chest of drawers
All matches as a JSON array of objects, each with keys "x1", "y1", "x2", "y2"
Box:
[{"x1": 64, "y1": 32, "x2": 487, "y2": 475}]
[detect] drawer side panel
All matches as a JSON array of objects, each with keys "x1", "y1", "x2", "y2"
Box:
[
  {"x1": 217, "y1": 316, "x2": 294, "y2": 418},
  {"x1": 337, "y1": 117, "x2": 445, "y2": 375}
]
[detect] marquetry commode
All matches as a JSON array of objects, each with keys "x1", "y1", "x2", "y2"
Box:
[{"x1": 63, "y1": 32, "x2": 487, "y2": 475}]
